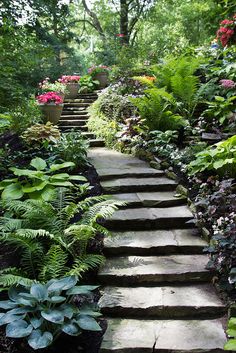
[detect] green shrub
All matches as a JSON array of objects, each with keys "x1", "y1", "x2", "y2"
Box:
[
  {"x1": 0, "y1": 277, "x2": 101, "y2": 350},
  {"x1": 188, "y1": 135, "x2": 236, "y2": 177},
  {"x1": 21, "y1": 122, "x2": 61, "y2": 147}
]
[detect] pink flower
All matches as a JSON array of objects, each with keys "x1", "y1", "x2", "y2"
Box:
[
  {"x1": 36, "y1": 92, "x2": 63, "y2": 105},
  {"x1": 219, "y1": 79, "x2": 236, "y2": 89},
  {"x1": 58, "y1": 75, "x2": 81, "y2": 83}
]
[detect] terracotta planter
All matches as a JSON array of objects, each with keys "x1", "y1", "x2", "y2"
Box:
[
  {"x1": 65, "y1": 83, "x2": 79, "y2": 99},
  {"x1": 39, "y1": 104, "x2": 63, "y2": 124},
  {"x1": 93, "y1": 72, "x2": 109, "y2": 89}
]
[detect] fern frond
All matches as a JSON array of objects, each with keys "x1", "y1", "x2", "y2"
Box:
[
  {"x1": 0, "y1": 267, "x2": 35, "y2": 287},
  {"x1": 68, "y1": 254, "x2": 105, "y2": 277},
  {"x1": 39, "y1": 245, "x2": 69, "y2": 282},
  {"x1": 81, "y1": 200, "x2": 123, "y2": 226}
]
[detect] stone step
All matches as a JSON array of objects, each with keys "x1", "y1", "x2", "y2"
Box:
[
  {"x1": 64, "y1": 102, "x2": 90, "y2": 107},
  {"x1": 82, "y1": 132, "x2": 96, "y2": 139},
  {"x1": 104, "y1": 229, "x2": 206, "y2": 256},
  {"x1": 100, "y1": 318, "x2": 227, "y2": 352},
  {"x1": 98, "y1": 254, "x2": 211, "y2": 285},
  {"x1": 101, "y1": 177, "x2": 177, "y2": 193},
  {"x1": 98, "y1": 168, "x2": 164, "y2": 181},
  {"x1": 111, "y1": 191, "x2": 186, "y2": 208},
  {"x1": 58, "y1": 119, "x2": 87, "y2": 126},
  {"x1": 64, "y1": 98, "x2": 96, "y2": 103},
  {"x1": 60, "y1": 125, "x2": 88, "y2": 132},
  {"x1": 62, "y1": 109, "x2": 88, "y2": 114},
  {"x1": 60, "y1": 114, "x2": 89, "y2": 119},
  {"x1": 89, "y1": 139, "x2": 105, "y2": 147},
  {"x1": 99, "y1": 284, "x2": 226, "y2": 318},
  {"x1": 104, "y1": 206, "x2": 193, "y2": 230}
]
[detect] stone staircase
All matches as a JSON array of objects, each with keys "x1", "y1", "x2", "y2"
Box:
[
  {"x1": 58, "y1": 92, "x2": 104, "y2": 147},
  {"x1": 88, "y1": 147, "x2": 228, "y2": 353}
]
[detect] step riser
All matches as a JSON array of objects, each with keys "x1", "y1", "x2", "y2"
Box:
[
  {"x1": 101, "y1": 307, "x2": 226, "y2": 319},
  {"x1": 116, "y1": 198, "x2": 187, "y2": 208},
  {"x1": 60, "y1": 116, "x2": 89, "y2": 119},
  {"x1": 59, "y1": 121, "x2": 87, "y2": 126},
  {"x1": 98, "y1": 272, "x2": 212, "y2": 285},
  {"x1": 104, "y1": 218, "x2": 193, "y2": 231},
  {"x1": 102, "y1": 184, "x2": 177, "y2": 193},
  {"x1": 62, "y1": 111, "x2": 88, "y2": 115},
  {"x1": 64, "y1": 103, "x2": 90, "y2": 108},
  {"x1": 89, "y1": 140, "x2": 105, "y2": 147},
  {"x1": 104, "y1": 245, "x2": 205, "y2": 256},
  {"x1": 60, "y1": 126, "x2": 88, "y2": 132},
  {"x1": 64, "y1": 99, "x2": 96, "y2": 103}
]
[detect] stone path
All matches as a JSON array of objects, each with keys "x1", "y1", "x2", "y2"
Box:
[
  {"x1": 88, "y1": 147, "x2": 227, "y2": 353},
  {"x1": 58, "y1": 93, "x2": 104, "y2": 147}
]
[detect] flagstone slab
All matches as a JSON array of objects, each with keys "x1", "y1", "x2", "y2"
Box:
[
  {"x1": 105, "y1": 206, "x2": 193, "y2": 230},
  {"x1": 101, "y1": 177, "x2": 177, "y2": 193},
  {"x1": 98, "y1": 255, "x2": 211, "y2": 285},
  {"x1": 98, "y1": 167, "x2": 164, "y2": 181},
  {"x1": 112, "y1": 191, "x2": 186, "y2": 207},
  {"x1": 100, "y1": 318, "x2": 227, "y2": 352},
  {"x1": 104, "y1": 229, "x2": 207, "y2": 255},
  {"x1": 99, "y1": 284, "x2": 225, "y2": 318}
]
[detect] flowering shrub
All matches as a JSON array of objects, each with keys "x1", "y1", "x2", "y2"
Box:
[
  {"x1": 58, "y1": 75, "x2": 81, "y2": 83},
  {"x1": 217, "y1": 15, "x2": 236, "y2": 47},
  {"x1": 39, "y1": 78, "x2": 68, "y2": 94},
  {"x1": 88, "y1": 65, "x2": 110, "y2": 76},
  {"x1": 36, "y1": 92, "x2": 63, "y2": 105},
  {"x1": 219, "y1": 79, "x2": 236, "y2": 89}
]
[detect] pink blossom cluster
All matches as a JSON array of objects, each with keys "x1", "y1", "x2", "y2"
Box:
[
  {"x1": 58, "y1": 75, "x2": 81, "y2": 84},
  {"x1": 219, "y1": 79, "x2": 236, "y2": 89},
  {"x1": 39, "y1": 77, "x2": 50, "y2": 89},
  {"x1": 37, "y1": 92, "x2": 63, "y2": 105},
  {"x1": 88, "y1": 65, "x2": 110, "y2": 74},
  {"x1": 217, "y1": 15, "x2": 236, "y2": 47}
]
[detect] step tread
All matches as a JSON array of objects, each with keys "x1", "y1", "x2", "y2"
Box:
[
  {"x1": 98, "y1": 254, "x2": 211, "y2": 284},
  {"x1": 99, "y1": 284, "x2": 225, "y2": 317},
  {"x1": 100, "y1": 318, "x2": 227, "y2": 352},
  {"x1": 98, "y1": 167, "x2": 164, "y2": 180},
  {"x1": 104, "y1": 229, "x2": 207, "y2": 254},
  {"x1": 111, "y1": 191, "x2": 186, "y2": 207}
]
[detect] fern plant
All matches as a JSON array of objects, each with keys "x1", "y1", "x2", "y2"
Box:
[
  {"x1": 130, "y1": 87, "x2": 187, "y2": 132},
  {"x1": 0, "y1": 189, "x2": 124, "y2": 287}
]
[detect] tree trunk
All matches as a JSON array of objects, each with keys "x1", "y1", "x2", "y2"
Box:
[{"x1": 120, "y1": 0, "x2": 129, "y2": 45}]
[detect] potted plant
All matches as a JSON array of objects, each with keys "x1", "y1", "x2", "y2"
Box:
[
  {"x1": 88, "y1": 65, "x2": 110, "y2": 88},
  {"x1": 78, "y1": 75, "x2": 99, "y2": 93},
  {"x1": 58, "y1": 75, "x2": 81, "y2": 99},
  {"x1": 39, "y1": 78, "x2": 68, "y2": 101},
  {"x1": 36, "y1": 92, "x2": 63, "y2": 124}
]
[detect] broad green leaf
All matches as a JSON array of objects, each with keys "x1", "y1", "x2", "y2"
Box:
[
  {"x1": 8, "y1": 307, "x2": 35, "y2": 315},
  {"x1": 66, "y1": 285, "x2": 99, "y2": 296},
  {"x1": 79, "y1": 306, "x2": 101, "y2": 318},
  {"x1": 30, "y1": 317, "x2": 43, "y2": 329},
  {"x1": 48, "y1": 296, "x2": 66, "y2": 304},
  {"x1": 47, "y1": 276, "x2": 77, "y2": 292},
  {"x1": 62, "y1": 322, "x2": 81, "y2": 336},
  {"x1": 9, "y1": 167, "x2": 38, "y2": 177},
  {"x1": 224, "y1": 339, "x2": 236, "y2": 350},
  {"x1": 37, "y1": 185, "x2": 56, "y2": 201},
  {"x1": 1, "y1": 183, "x2": 23, "y2": 200},
  {"x1": 28, "y1": 329, "x2": 53, "y2": 349},
  {"x1": 30, "y1": 284, "x2": 47, "y2": 302},
  {"x1": 22, "y1": 181, "x2": 48, "y2": 193},
  {"x1": 6, "y1": 319, "x2": 33, "y2": 338},
  {"x1": 0, "y1": 300, "x2": 18, "y2": 309},
  {"x1": 49, "y1": 162, "x2": 75, "y2": 172},
  {"x1": 8, "y1": 286, "x2": 27, "y2": 302},
  {"x1": 227, "y1": 328, "x2": 236, "y2": 337},
  {"x1": 41, "y1": 309, "x2": 64, "y2": 324},
  {"x1": 69, "y1": 176, "x2": 87, "y2": 181},
  {"x1": 49, "y1": 181, "x2": 73, "y2": 187},
  {"x1": 50, "y1": 173, "x2": 70, "y2": 180},
  {"x1": 60, "y1": 303, "x2": 77, "y2": 319},
  {"x1": 30, "y1": 158, "x2": 47, "y2": 171},
  {"x1": 77, "y1": 315, "x2": 102, "y2": 331}
]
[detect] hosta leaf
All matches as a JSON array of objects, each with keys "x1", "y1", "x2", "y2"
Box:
[
  {"x1": 41, "y1": 309, "x2": 64, "y2": 324},
  {"x1": 8, "y1": 307, "x2": 35, "y2": 315},
  {"x1": 62, "y1": 322, "x2": 81, "y2": 336},
  {"x1": 30, "y1": 284, "x2": 47, "y2": 302},
  {"x1": 69, "y1": 176, "x2": 87, "y2": 181},
  {"x1": 224, "y1": 339, "x2": 236, "y2": 350},
  {"x1": 30, "y1": 317, "x2": 43, "y2": 329},
  {"x1": 28, "y1": 329, "x2": 53, "y2": 349},
  {"x1": 49, "y1": 181, "x2": 73, "y2": 187},
  {"x1": 6, "y1": 319, "x2": 33, "y2": 338},
  {"x1": 47, "y1": 276, "x2": 77, "y2": 292},
  {"x1": 22, "y1": 181, "x2": 48, "y2": 193},
  {"x1": 0, "y1": 313, "x2": 25, "y2": 325},
  {"x1": 0, "y1": 300, "x2": 18, "y2": 309},
  {"x1": 48, "y1": 296, "x2": 66, "y2": 304},
  {"x1": 50, "y1": 173, "x2": 70, "y2": 180},
  {"x1": 79, "y1": 306, "x2": 101, "y2": 318},
  {"x1": 49, "y1": 162, "x2": 75, "y2": 172},
  {"x1": 60, "y1": 303, "x2": 77, "y2": 319},
  {"x1": 38, "y1": 185, "x2": 56, "y2": 201},
  {"x1": 30, "y1": 158, "x2": 47, "y2": 171},
  {"x1": 66, "y1": 285, "x2": 99, "y2": 296},
  {"x1": 1, "y1": 184, "x2": 23, "y2": 200},
  {"x1": 77, "y1": 315, "x2": 102, "y2": 331}
]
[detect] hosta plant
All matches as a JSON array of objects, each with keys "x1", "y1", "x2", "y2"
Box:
[
  {"x1": 0, "y1": 276, "x2": 101, "y2": 350},
  {"x1": 0, "y1": 157, "x2": 86, "y2": 201},
  {"x1": 225, "y1": 317, "x2": 236, "y2": 350},
  {"x1": 21, "y1": 122, "x2": 61, "y2": 147},
  {"x1": 188, "y1": 135, "x2": 236, "y2": 177}
]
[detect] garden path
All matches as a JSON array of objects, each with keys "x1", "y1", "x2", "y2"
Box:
[{"x1": 88, "y1": 147, "x2": 228, "y2": 353}]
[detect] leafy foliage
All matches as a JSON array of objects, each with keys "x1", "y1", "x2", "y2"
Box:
[
  {"x1": 0, "y1": 277, "x2": 101, "y2": 350},
  {"x1": 0, "y1": 157, "x2": 86, "y2": 201},
  {"x1": 21, "y1": 122, "x2": 61, "y2": 147}
]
